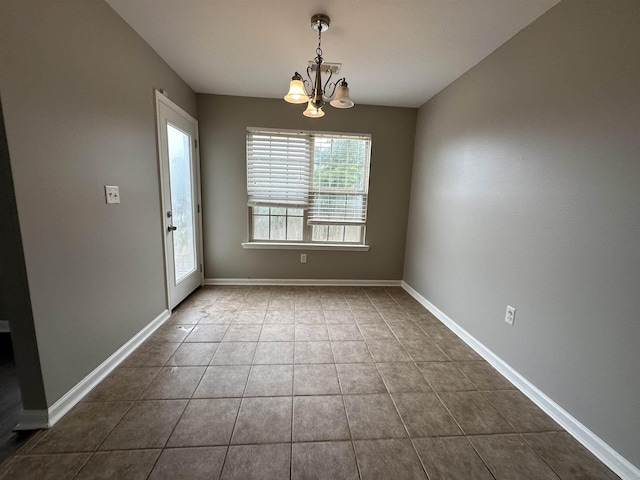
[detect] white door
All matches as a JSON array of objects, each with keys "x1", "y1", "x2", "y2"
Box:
[{"x1": 155, "y1": 91, "x2": 203, "y2": 309}]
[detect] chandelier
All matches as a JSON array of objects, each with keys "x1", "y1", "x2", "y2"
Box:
[{"x1": 284, "y1": 14, "x2": 354, "y2": 118}]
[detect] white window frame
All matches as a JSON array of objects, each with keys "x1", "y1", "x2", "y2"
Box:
[{"x1": 242, "y1": 128, "x2": 371, "y2": 251}]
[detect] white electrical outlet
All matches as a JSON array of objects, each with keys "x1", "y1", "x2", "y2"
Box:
[
  {"x1": 300, "y1": 254, "x2": 307, "y2": 264},
  {"x1": 505, "y1": 305, "x2": 516, "y2": 326},
  {"x1": 104, "y1": 185, "x2": 120, "y2": 204}
]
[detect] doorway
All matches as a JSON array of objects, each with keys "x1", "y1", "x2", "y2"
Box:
[{"x1": 155, "y1": 91, "x2": 204, "y2": 309}]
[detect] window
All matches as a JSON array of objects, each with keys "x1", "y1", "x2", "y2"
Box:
[{"x1": 246, "y1": 128, "x2": 371, "y2": 248}]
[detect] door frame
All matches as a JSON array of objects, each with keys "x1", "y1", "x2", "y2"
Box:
[{"x1": 154, "y1": 89, "x2": 204, "y2": 310}]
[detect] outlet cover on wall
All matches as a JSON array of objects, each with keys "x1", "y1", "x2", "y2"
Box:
[{"x1": 505, "y1": 305, "x2": 516, "y2": 326}]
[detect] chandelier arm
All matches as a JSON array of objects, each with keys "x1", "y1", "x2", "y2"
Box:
[
  {"x1": 301, "y1": 78, "x2": 311, "y2": 98},
  {"x1": 306, "y1": 66, "x2": 314, "y2": 91},
  {"x1": 324, "y1": 76, "x2": 345, "y2": 99}
]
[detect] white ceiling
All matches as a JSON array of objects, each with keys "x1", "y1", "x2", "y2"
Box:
[{"x1": 106, "y1": 0, "x2": 560, "y2": 108}]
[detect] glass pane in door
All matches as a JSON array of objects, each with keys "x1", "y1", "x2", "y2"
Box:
[{"x1": 167, "y1": 123, "x2": 196, "y2": 283}]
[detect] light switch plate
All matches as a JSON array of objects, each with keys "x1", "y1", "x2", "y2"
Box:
[{"x1": 105, "y1": 185, "x2": 120, "y2": 204}]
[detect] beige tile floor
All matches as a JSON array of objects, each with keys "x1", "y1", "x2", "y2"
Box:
[{"x1": 0, "y1": 286, "x2": 620, "y2": 479}]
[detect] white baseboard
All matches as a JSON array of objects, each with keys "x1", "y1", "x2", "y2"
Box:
[
  {"x1": 0, "y1": 320, "x2": 9, "y2": 333},
  {"x1": 401, "y1": 281, "x2": 640, "y2": 480},
  {"x1": 204, "y1": 278, "x2": 402, "y2": 287},
  {"x1": 16, "y1": 309, "x2": 171, "y2": 430}
]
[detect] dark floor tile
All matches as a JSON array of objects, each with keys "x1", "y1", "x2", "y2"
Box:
[
  {"x1": 148, "y1": 446, "x2": 227, "y2": 480},
  {"x1": 377, "y1": 363, "x2": 432, "y2": 393},
  {"x1": 366, "y1": 339, "x2": 412, "y2": 362},
  {"x1": 166, "y1": 309, "x2": 205, "y2": 325},
  {"x1": 150, "y1": 324, "x2": 194, "y2": 343},
  {"x1": 75, "y1": 449, "x2": 160, "y2": 480},
  {"x1": 413, "y1": 436, "x2": 493, "y2": 480},
  {"x1": 292, "y1": 441, "x2": 359, "y2": 480},
  {"x1": 193, "y1": 365, "x2": 250, "y2": 398},
  {"x1": 259, "y1": 324, "x2": 295, "y2": 341},
  {"x1": 327, "y1": 324, "x2": 363, "y2": 341},
  {"x1": 379, "y1": 311, "x2": 412, "y2": 324},
  {"x1": 336, "y1": 364, "x2": 387, "y2": 394},
  {"x1": 184, "y1": 324, "x2": 229, "y2": 342},
  {"x1": 294, "y1": 364, "x2": 340, "y2": 395},
  {"x1": 434, "y1": 338, "x2": 482, "y2": 361},
  {"x1": 167, "y1": 398, "x2": 241, "y2": 447},
  {"x1": 293, "y1": 395, "x2": 350, "y2": 441},
  {"x1": 121, "y1": 342, "x2": 180, "y2": 367},
  {"x1": 439, "y1": 391, "x2": 514, "y2": 435},
  {"x1": 30, "y1": 402, "x2": 130, "y2": 453},
  {"x1": 139, "y1": 366, "x2": 205, "y2": 399},
  {"x1": 352, "y1": 311, "x2": 386, "y2": 325},
  {"x1": 295, "y1": 310, "x2": 325, "y2": 324},
  {"x1": 392, "y1": 392, "x2": 462, "y2": 437},
  {"x1": 321, "y1": 298, "x2": 349, "y2": 310},
  {"x1": 401, "y1": 339, "x2": 449, "y2": 362},
  {"x1": 252, "y1": 342, "x2": 294, "y2": 364},
  {"x1": 359, "y1": 324, "x2": 396, "y2": 341},
  {"x1": 233, "y1": 311, "x2": 265, "y2": 324},
  {"x1": 269, "y1": 299, "x2": 296, "y2": 311},
  {"x1": 221, "y1": 443, "x2": 290, "y2": 480},
  {"x1": 295, "y1": 299, "x2": 323, "y2": 311},
  {"x1": 484, "y1": 390, "x2": 562, "y2": 432},
  {"x1": 331, "y1": 341, "x2": 374, "y2": 363},
  {"x1": 294, "y1": 341, "x2": 334, "y2": 364},
  {"x1": 470, "y1": 434, "x2": 561, "y2": 480},
  {"x1": 167, "y1": 342, "x2": 218, "y2": 366},
  {"x1": 455, "y1": 361, "x2": 514, "y2": 390},
  {"x1": 264, "y1": 310, "x2": 295, "y2": 324},
  {"x1": 99, "y1": 400, "x2": 187, "y2": 450},
  {"x1": 345, "y1": 299, "x2": 374, "y2": 311},
  {"x1": 420, "y1": 323, "x2": 457, "y2": 341},
  {"x1": 231, "y1": 397, "x2": 292, "y2": 444},
  {"x1": 0, "y1": 453, "x2": 90, "y2": 480},
  {"x1": 210, "y1": 342, "x2": 256, "y2": 365},
  {"x1": 343, "y1": 394, "x2": 407, "y2": 439},
  {"x1": 198, "y1": 310, "x2": 235, "y2": 324},
  {"x1": 324, "y1": 311, "x2": 357, "y2": 324},
  {"x1": 295, "y1": 324, "x2": 329, "y2": 341},
  {"x1": 388, "y1": 323, "x2": 430, "y2": 340},
  {"x1": 523, "y1": 432, "x2": 620, "y2": 480},
  {"x1": 416, "y1": 362, "x2": 476, "y2": 391},
  {"x1": 354, "y1": 439, "x2": 427, "y2": 479},
  {"x1": 222, "y1": 325, "x2": 262, "y2": 342},
  {"x1": 84, "y1": 368, "x2": 159, "y2": 402},
  {"x1": 244, "y1": 365, "x2": 293, "y2": 396}
]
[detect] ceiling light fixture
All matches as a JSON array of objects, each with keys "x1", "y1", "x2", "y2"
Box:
[{"x1": 284, "y1": 14, "x2": 354, "y2": 118}]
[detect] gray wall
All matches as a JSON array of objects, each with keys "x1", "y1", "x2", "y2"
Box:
[
  {"x1": 198, "y1": 94, "x2": 416, "y2": 280},
  {"x1": 404, "y1": 0, "x2": 640, "y2": 467},
  {"x1": 0, "y1": 0, "x2": 196, "y2": 406}
]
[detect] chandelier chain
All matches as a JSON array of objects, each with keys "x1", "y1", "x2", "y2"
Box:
[{"x1": 316, "y1": 25, "x2": 323, "y2": 58}]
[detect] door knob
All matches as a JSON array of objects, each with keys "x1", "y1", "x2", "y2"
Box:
[{"x1": 167, "y1": 225, "x2": 177, "y2": 232}]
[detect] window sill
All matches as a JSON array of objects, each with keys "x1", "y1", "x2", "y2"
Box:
[{"x1": 242, "y1": 242, "x2": 370, "y2": 252}]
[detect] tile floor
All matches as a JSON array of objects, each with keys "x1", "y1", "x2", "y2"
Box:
[{"x1": 0, "y1": 286, "x2": 620, "y2": 479}]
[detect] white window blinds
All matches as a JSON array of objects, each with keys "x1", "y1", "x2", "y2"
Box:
[
  {"x1": 247, "y1": 129, "x2": 371, "y2": 224},
  {"x1": 246, "y1": 130, "x2": 311, "y2": 208},
  {"x1": 308, "y1": 134, "x2": 371, "y2": 225}
]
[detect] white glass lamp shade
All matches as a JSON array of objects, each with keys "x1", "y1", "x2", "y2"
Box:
[
  {"x1": 303, "y1": 100, "x2": 325, "y2": 118},
  {"x1": 330, "y1": 83, "x2": 354, "y2": 108},
  {"x1": 284, "y1": 78, "x2": 308, "y2": 104}
]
